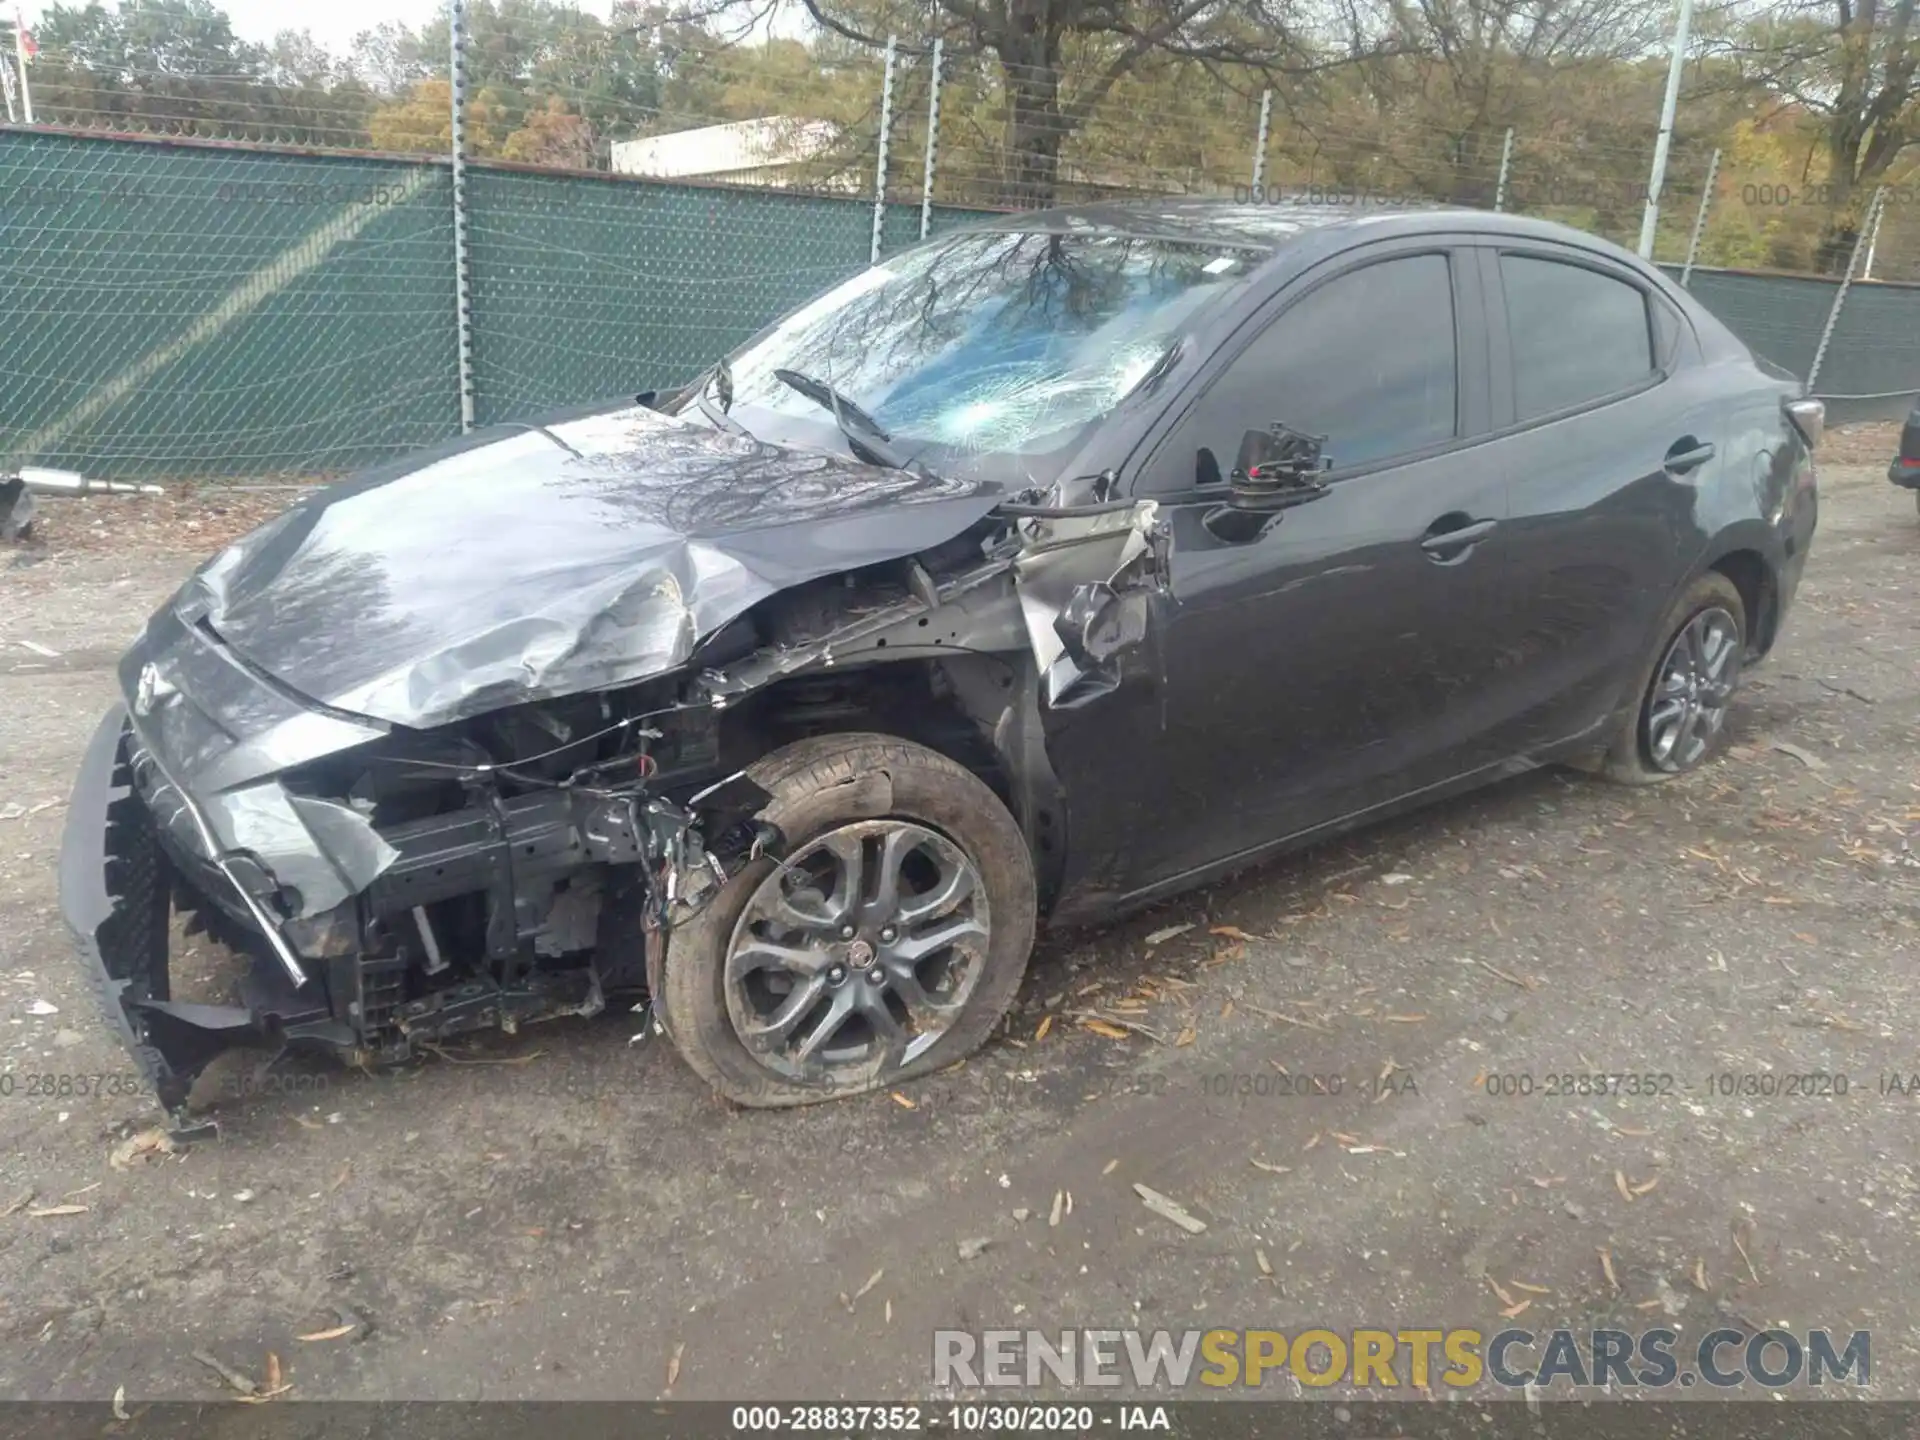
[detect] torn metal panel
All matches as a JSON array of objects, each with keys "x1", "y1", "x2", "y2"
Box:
[
  {"x1": 1009, "y1": 500, "x2": 1165, "y2": 709},
  {"x1": 698, "y1": 499, "x2": 1167, "y2": 713}
]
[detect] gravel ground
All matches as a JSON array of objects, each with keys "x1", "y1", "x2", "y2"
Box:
[{"x1": 1, "y1": 442, "x2": 1916, "y2": 1406}]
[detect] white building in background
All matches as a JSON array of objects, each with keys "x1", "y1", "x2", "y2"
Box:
[{"x1": 611, "y1": 117, "x2": 853, "y2": 191}]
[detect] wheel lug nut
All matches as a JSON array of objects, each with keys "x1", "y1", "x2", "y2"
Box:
[
  {"x1": 828, "y1": 965, "x2": 846, "y2": 984},
  {"x1": 840, "y1": 925, "x2": 855, "y2": 940},
  {"x1": 879, "y1": 925, "x2": 897, "y2": 943}
]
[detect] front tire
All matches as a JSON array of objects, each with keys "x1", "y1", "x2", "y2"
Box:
[
  {"x1": 660, "y1": 734, "x2": 1036, "y2": 1107},
  {"x1": 1599, "y1": 573, "x2": 1746, "y2": 784}
]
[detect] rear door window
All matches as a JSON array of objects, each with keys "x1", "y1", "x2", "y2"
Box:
[{"x1": 1499, "y1": 254, "x2": 1654, "y2": 421}]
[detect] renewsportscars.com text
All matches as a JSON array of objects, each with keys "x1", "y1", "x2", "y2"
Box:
[{"x1": 932, "y1": 1327, "x2": 1870, "y2": 1391}]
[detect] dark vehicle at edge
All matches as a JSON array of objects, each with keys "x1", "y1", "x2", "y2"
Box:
[
  {"x1": 60, "y1": 200, "x2": 1823, "y2": 1119},
  {"x1": 1890, "y1": 399, "x2": 1920, "y2": 515}
]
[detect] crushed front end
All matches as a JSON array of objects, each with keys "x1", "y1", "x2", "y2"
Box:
[
  {"x1": 59, "y1": 598, "x2": 766, "y2": 1124},
  {"x1": 59, "y1": 462, "x2": 1167, "y2": 1126}
]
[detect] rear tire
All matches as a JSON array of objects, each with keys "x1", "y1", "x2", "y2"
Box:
[
  {"x1": 660, "y1": 733, "x2": 1035, "y2": 1107},
  {"x1": 1598, "y1": 573, "x2": 1746, "y2": 785}
]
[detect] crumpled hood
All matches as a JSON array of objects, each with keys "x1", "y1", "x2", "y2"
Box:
[{"x1": 185, "y1": 403, "x2": 1003, "y2": 728}]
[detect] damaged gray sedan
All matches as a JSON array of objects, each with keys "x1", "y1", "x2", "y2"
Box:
[{"x1": 60, "y1": 201, "x2": 1818, "y2": 1119}]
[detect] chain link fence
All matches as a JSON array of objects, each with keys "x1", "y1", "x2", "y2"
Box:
[{"x1": 4, "y1": 30, "x2": 1920, "y2": 480}]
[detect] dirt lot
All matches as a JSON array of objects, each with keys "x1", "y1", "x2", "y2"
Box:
[{"x1": 1, "y1": 442, "x2": 1916, "y2": 1405}]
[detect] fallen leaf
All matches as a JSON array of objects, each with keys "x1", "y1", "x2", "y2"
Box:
[
  {"x1": 1249, "y1": 1158, "x2": 1291, "y2": 1174},
  {"x1": 1219, "y1": 1001, "x2": 1235, "y2": 1020},
  {"x1": 1500, "y1": 1298, "x2": 1532, "y2": 1320},
  {"x1": 1101, "y1": 1158, "x2": 1119, "y2": 1176},
  {"x1": 63, "y1": 1182, "x2": 102, "y2": 1200},
  {"x1": 1174, "y1": 1026, "x2": 1197, "y2": 1047},
  {"x1": 328, "y1": 1164, "x2": 351, "y2": 1193},
  {"x1": 665, "y1": 1341, "x2": 685, "y2": 1393},
  {"x1": 1614, "y1": 1169, "x2": 1634, "y2": 1203},
  {"x1": 1209, "y1": 925, "x2": 1253, "y2": 941},
  {"x1": 1690, "y1": 1258, "x2": 1709, "y2": 1292},
  {"x1": 1615, "y1": 1126, "x2": 1652, "y2": 1137},
  {"x1": 1132, "y1": 1183, "x2": 1206, "y2": 1234},
  {"x1": 109, "y1": 1128, "x2": 175, "y2": 1170},
  {"x1": 1255, "y1": 1247, "x2": 1273, "y2": 1277},
  {"x1": 1384, "y1": 1013, "x2": 1428, "y2": 1024},
  {"x1": 1079, "y1": 1018, "x2": 1131, "y2": 1040},
  {"x1": 1303, "y1": 1131, "x2": 1322, "y2": 1151},
  {"x1": 889, "y1": 1091, "x2": 916, "y2": 1110},
  {"x1": 1487, "y1": 1275, "x2": 1517, "y2": 1307},
  {"x1": 853, "y1": 1268, "x2": 884, "y2": 1302},
  {"x1": 191, "y1": 1349, "x2": 258, "y2": 1396},
  {"x1": 112, "y1": 1386, "x2": 129, "y2": 1421},
  {"x1": 1599, "y1": 1247, "x2": 1619, "y2": 1292},
  {"x1": 1530, "y1": 1175, "x2": 1566, "y2": 1188},
  {"x1": 1631, "y1": 1177, "x2": 1660, "y2": 1196},
  {"x1": 1145, "y1": 923, "x2": 1195, "y2": 946},
  {"x1": 265, "y1": 1353, "x2": 282, "y2": 1392},
  {"x1": 1049, "y1": 1189, "x2": 1066, "y2": 1227},
  {"x1": 1034, "y1": 1015, "x2": 1053, "y2": 1042},
  {"x1": 884, "y1": 1299, "x2": 893, "y2": 1325},
  {"x1": 1511, "y1": 1281, "x2": 1551, "y2": 1295},
  {"x1": 2, "y1": 1190, "x2": 33, "y2": 1217},
  {"x1": 295, "y1": 1324, "x2": 356, "y2": 1343},
  {"x1": 27, "y1": 1203, "x2": 88, "y2": 1217}
]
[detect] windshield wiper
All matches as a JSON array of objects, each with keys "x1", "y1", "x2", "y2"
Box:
[
  {"x1": 695, "y1": 356, "x2": 750, "y2": 437},
  {"x1": 770, "y1": 367, "x2": 913, "y2": 470}
]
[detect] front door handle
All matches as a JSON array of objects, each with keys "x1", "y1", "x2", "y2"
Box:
[
  {"x1": 1419, "y1": 516, "x2": 1498, "y2": 560},
  {"x1": 1664, "y1": 437, "x2": 1716, "y2": 475}
]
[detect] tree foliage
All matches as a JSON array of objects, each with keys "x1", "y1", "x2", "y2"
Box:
[{"x1": 19, "y1": 0, "x2": 1920, "y2": 272}]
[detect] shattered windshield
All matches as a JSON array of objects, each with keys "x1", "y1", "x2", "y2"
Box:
[{"x1": 682, "y1": 230, "x2": 1258, "y2": 469}]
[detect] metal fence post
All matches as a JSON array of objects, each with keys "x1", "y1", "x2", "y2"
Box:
[
  {"x1": 1807, "y1": 184, "x2": 1886, "y2": 394},
  {"x1": 1862, "y1": 194, "x2": 1886, "y2": 280},
  {"x1": 1679, "y1": 146, "x2": 1720, "y2": 289},
  {"x1": 919, "y1": 37, "x2": 943, "y2": 242},
  {"x1": 1251, "y1": 89, "x2": 1272, "y2": 192},
  {"x1": 1638, "y1": 0, "x2": 1695, "y2": 258},
  {"x1": 11, "y1": 7, "x2": 32, "y2": 124},
  {"x1": 1493, "y1": 127, "x2": 1513, "y2": 212},
  {"x1": 870, "y1": 35, "x2": 898, "y2": 265},
  {"x1": 449, "y1": 0, "x2": 477, "y2": 433}
]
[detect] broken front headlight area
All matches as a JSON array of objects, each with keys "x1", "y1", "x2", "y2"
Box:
[{"x1": 221, "y1": 683, "x2": 768, "y2": 1067}]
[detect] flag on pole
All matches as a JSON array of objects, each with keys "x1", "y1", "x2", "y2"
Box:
[{"x1": 15, "y1": 24, "x2": 33, "y2": 63}]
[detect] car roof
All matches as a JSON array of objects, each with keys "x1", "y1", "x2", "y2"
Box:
[{"x1": 969, "y1": 196, "x2": 1649, "y2": 270}]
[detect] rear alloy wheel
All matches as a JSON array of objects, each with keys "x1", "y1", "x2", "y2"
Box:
[
  {"x1": 660, "y1": 734, "x2": 1035, "y2": 1107},
  {"x1": 1598, "y1": 572, "x2": 1747, "y2": 784}
]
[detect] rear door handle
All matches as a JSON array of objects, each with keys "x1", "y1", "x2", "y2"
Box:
[
  {"x1": 1419, "y1": 517, "x2": 1498, "y2": 557},
  {"x1": 1664, "y1": 438, "x2": 1716, "y2": 475}
]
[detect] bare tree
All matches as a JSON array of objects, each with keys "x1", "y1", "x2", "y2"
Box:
[
  {"x1": 1716, "y1": 0, "x2": 1920, "y2": 270},
  {"x1": 760, "y1": 0, "x2": 1405, "y2": 205}
]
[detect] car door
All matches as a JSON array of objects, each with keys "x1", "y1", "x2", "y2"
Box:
[
  {"x1": 1472, "y1": 245, "x2": 1720, "y2": 754},
  {"x1": 1107, "y1": 244, "x2": 1513, "y2": 893}
]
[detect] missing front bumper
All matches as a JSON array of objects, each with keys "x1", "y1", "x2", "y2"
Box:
[{"x1": 59, "y1": 707, "x2": 335, "y2": 1113}]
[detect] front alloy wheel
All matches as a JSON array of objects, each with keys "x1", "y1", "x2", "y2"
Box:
[
  {"x1": 725, "y1": 819, "x2": 989, "y2": 1085},
  {"x1": 1643, "y1": 605, "x2": 1741, "y2": 772},
  {"x1": 659, "y1": 733, "x2": 1036, "y2": 1107}
]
